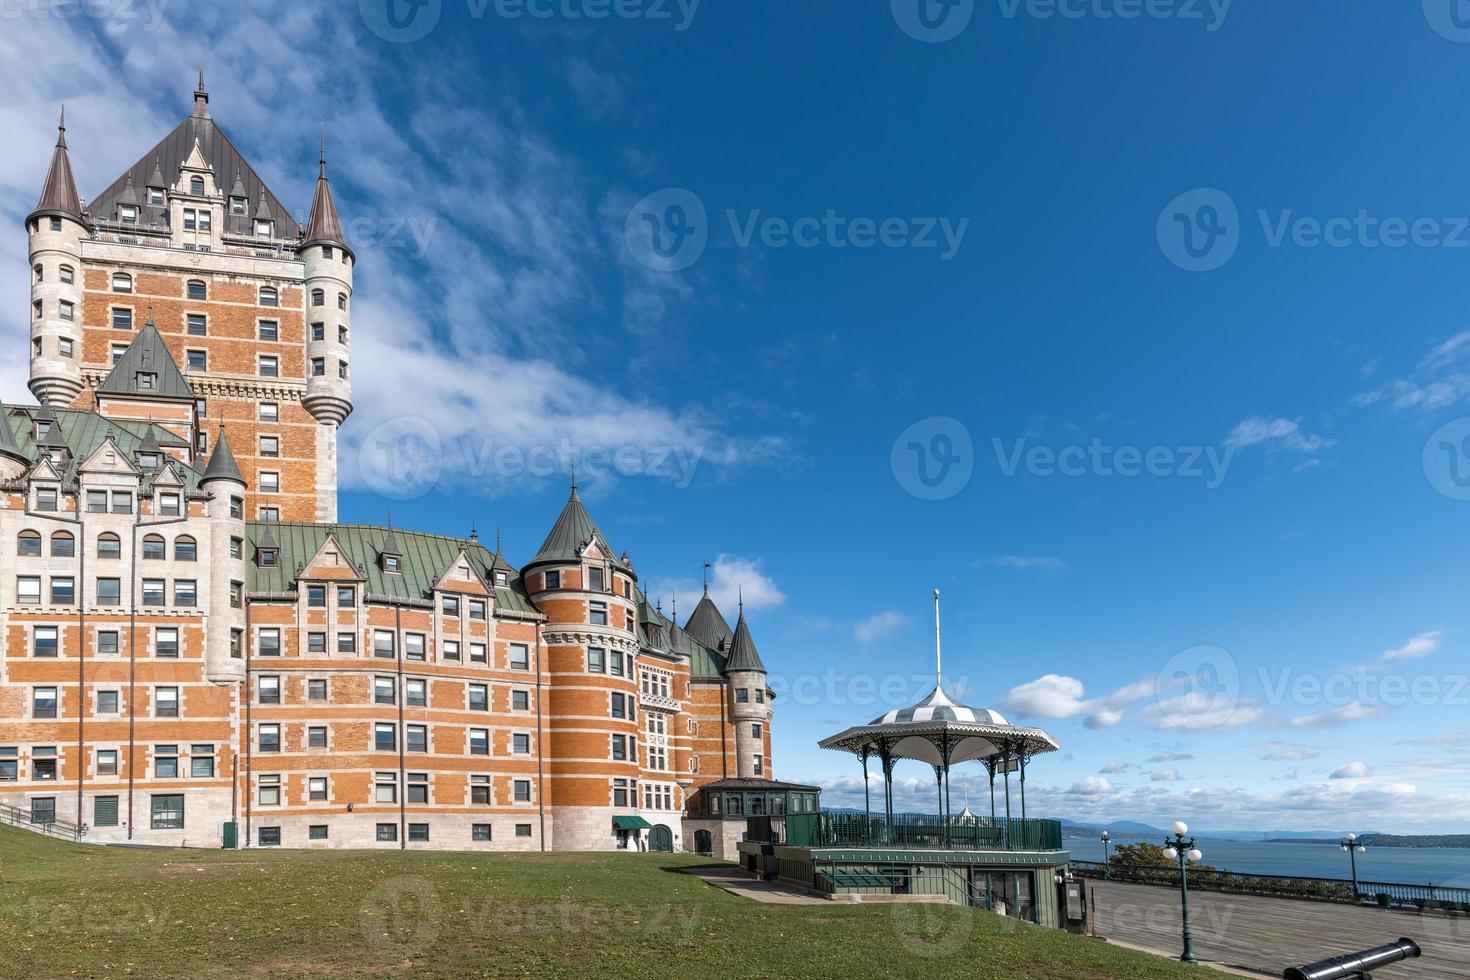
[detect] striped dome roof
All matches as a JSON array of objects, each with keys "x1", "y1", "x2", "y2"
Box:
[{"x1": 871, "y1": 684, "x2": 1010, "y2": 726}]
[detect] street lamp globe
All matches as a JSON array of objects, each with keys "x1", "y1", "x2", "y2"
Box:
[
  {"x1": 1356, "y1": 845, "x2": 1366, "y2": 854},
  {"x1": 1163, "y1": 846, "x2": 1178, "y2": 861},
  {"x1": 1171, "y1": 821, "x2": 1189, "y2": 836},
  {"x1": 1340, "y1": 844, "x2": 1349, "y2": 852},
  {"x1": 1187, "y1": 848, "x2": 1204, "y2": 864}
]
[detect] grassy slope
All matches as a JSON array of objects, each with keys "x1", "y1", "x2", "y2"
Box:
[{"x1": 0, "y1": 825, "x2": 1205, "y2": 979}]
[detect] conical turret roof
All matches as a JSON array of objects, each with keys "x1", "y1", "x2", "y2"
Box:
[
  {"x1": 32, "y1": 109, "x2": 82, "y2": 222},
  {"x1": 684, "y1": 587, "x2": 733, "y2": 652},
  {"x1": 528, "y1": 483, "x2": 629, "y2": 573},
  {"x1": 303, "y1": 136, "x2": 348, "y2": 252},
  {"x1": 201, "y1": 428, "x2": 245, "y2": 485},
  {"x1": 724, "y1": 604, "x2": 767, "y2": 674}
]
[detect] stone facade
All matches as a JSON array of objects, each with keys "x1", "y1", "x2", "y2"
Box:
[{"x1": 0, "y1": 82, "x2": 776, "y2": 853}]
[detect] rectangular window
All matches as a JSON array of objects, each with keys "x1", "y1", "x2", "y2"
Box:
[
  {"x1": 309, "y1": 777, "x2": 328, "y2": 802},
  {"x1": 186, "y1": 313, "x2": 207, "y2": 336},
  {"x1": 150, "y1": 794, "x2": 184, "y2": 830},
  {"x1": 442, "y1": 641, "x2": 460, "y2": 661},
  {"x1": 154, "y1": 687, "x2": 179, "y2": 718},
  {"x1": 374, "y1": 677, "x2": 396, "y2": 705},
  {"x1": 190, "y1": 745, "x2": 215, "y2": 778},
  {"x1": 376, "y1": 823, "x2": 397, "y2": 842},
  {"x1": 513, "y1": 733, "x2": 530, "y2": 754},
  {"x1": 259, "y1": 356, "x2": 279, "y2": 378},
  {"x1": 307, "y1": 726, "x2": 328, "y2": 748},
  {"x1": 471, "y1": 774, "x2": 491, "y2": 805},
  {"x1": 472, "y1": 824, "x2": 492, "y2": 842},
  {"x1": 610, "y1": 692, "x2": 628, "y2": 720},
  {"x1": 141, "y1": 579, "x2": 164, "y2": 606},
  {"x1": 513, "y1": 780, "x2": 531, "y2": 803},
  {"x1": 309, "y1": 825, "x2": 328, "y2": 841},
  {"x1": 312, "y1": 322, "x2": 325, "y2": 341},
  {"x1": 259, "y1": 472, "x2": 280, "y2": 494},
  {"x1": 154, "y1": 745, "x2": 178, "y2": 779},
  {"x1": 59, "y1": 338, "x2": 73, "y2": 358},
  {"x1": 307, "y1": 584, "x2": 326, "y2": 607},
  {"x1": 258, "y1": 775, "x2": 281, "y2": 806},
  {"x1": 374, "y1": 630, "x2": 395, "y2": 659},
  {"x1": 307, "y1": 678, "x2": 328, "y2": 701},
  {"x1": 260, "y1": 402, "x2": 279, "y2": 422},
  {"x1": 407, "y1": 725, "x2": 428, "y2": 753},
  {"x1": 257, "y1": 628, "x2": 281, "y2": 657},
  {"x1": 173, "y1": 581, "x2": 196, "y2": 606},
  {"x1": 95, "y1": 749, "x2": 118, "y2": 776},
  {"x1": 159, "y1": 493, "x2": 181, "y2": 516},
  {"x1": 612, "y1": 734, "x2": 628, "y2": 761},
  {"x1": 258, "y1": 827, "x2": 281, "y2": 847},
  {"x1": 258, "y1": 724, "x2": 280, "y2": 753},
  {"x1": 32, "y1": 626, "x2": 58, "y2": 657},
  {"x1": 311, "y1": 357, "x2": 325, "y2": 377},
  {"x1": 509, "y1": 644, "x2": 530, "y2": 670},
  {"x1": 112, "y1": 307, "x2": 132, "y2": 330},
  {"x1": 407, "y1": 774, "x2": 429, "y2": 804},
  {"x1": 588, "y1": 647, "x2": 606, "y2": 673},
  {"x1": 375, "y1": 773, "x2": 397, "y2": 804},
  {"x1": 50, "y1": 577, "x2": 75, "y2": 604},
  {"x1": 442, "y1": 595, "x2": 460, "y2": 618},
  {"x1": 18, "y1": 577, "x2": 41, "y2": 604},
  {"x1": 589, "y1": 602, "x2": 608, "y2": 626},
  {"x1": 545, "y1": 570, "x2": 561, "y2": 590},
  {"x1": 307, "y1": 632, "x2": 326, "y2": 653},
  {"x1": 406, "y1": 679, "x2": 427, "y2": 707},
  {"x1": 468, "y1": 684, "x2": 488, "y2": 712},
  {"x1": 337, "y1": 632, "x2": 357, "y2": 654},
  {"x1": 469, "y1": 599, "x2": 487, "y2": 621},
  {"x1": 511, "y1": 690, "x2": 530, "y2": 711},
  {"x1": 97, "y1": 690, "x2": 119, "y2": 713},
  {"x1": 469, "y1": 729, "x2": 489, "y2": 756},
  {"x1": 94, "y1": 795, "x2": 119, "y2": 827},
  {"x1": 336, "y1": 585, "x2": 355, "y2": 607},
  {"x1": 469, "y1": 643, "x2": 487, "y2": 664},
  {"x1": 258, "y1": 676, "x2": 280, "y2": 705},
  {"x1": 408, "y1": 824, "x2": 429, "y2": 843},
  {"x1": 155, "y1": 627, "x2": 179, "y2": 657},
  {"x1": 405, "y1": 634, "x2": 426, "y2": 662},
  {"x1": 260, "y1": 436, "x2": 280, "y2": 458},
  {"x1": 516, "y1": 824, "x2": 533, "y2": 838},
  {"x1": 588, "y1": 567, "x2": 605, "y2": 592},
  {"x1": 374, "y1": 723, "x2": 396, "y2": 752}
]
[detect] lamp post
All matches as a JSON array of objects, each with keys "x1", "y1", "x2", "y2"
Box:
[
  {"x1": 1338, "y1": 833, "x2": 1366, "y2": 900},
  {"x1": 1162, "y1": 821, "x2": 1203, "y2": 966},
  {"x1": 1101, "y1": 830, "x2": 1111, "y2": 879}
]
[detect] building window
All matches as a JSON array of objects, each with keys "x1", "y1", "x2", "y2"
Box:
[
  {"x1": 94, "y1": 796, "x2": 119, "y2": 827},
  {"x1": 610, "y1": 693, "x2": 629, "y2": 720},
  {"x1": 513, "y1": 780, "x2": 531, "y2": 803},
  {"x1": 311, "y1": 288, "x2": 325, "y2": 307},
  {"x1": 173, "y1": 580, "x2": 197, "y2": 607},
  {"x1": 258, "y1": 356, "x2": 279, "y2": 378},
  {"x1": 469, "y1": 599, "x2": 487, "y2": 621},
  {"x1": 112, "y1": 492, "x2": 133, "y2": 514},
  {"x1": 754, "y1": 755, "x2": 764, "y2": 775},
  {"x1": 258, "y1": 775, "x2": 281, "y2": 806},
  {"x1": 112, "y1": 272, "x2": 132, "y2": 292},
  {"x1": 258, "y1": 509, "x2": 280, "y2": 525},
  {"x1": 587, "y1": 647, "x2": 606, "y2": 673},
  {"x1": 589, "y1": 602, "x2": 608, "y2": 626},
  {"x1": 59, "y1": 337, "x2": 73, "y2": 358},
  {"x1": 97, "y1": 534, "x2": 122, "y2": 559},
  {"x1": 470, "y1": 774, "x2": 492, "y2": 805},
  {"x1": 337, "y1": 632, "x2": 356, "y2": 654},
  {"x1": 736, "y1": 689, "x2": 750, "y2": 704},
  {"x1": 374, "y1": 773, "x2": 397, "y2": 804},
  {"x1": 408, "y1": 823, "x2": 429, "y2": 843},
  {"x1": 516, "y1": 824, "x2": 533, "y2": 838},
  {"x1": 309, "y1": 777, "x2": 328, "y2": 802},
  {"x1": 255, "y1": 219, "x2": 273, "y2": 238},
  {"x1": 588, "y1": 567, "x2": 605, "y2": 592},
  {"x1": 512, "y1": 690, "x2": 530, "y2": 711},
  {"x1": 174, "y1": 534, "x2": 195, "y2": 559},
  {"x1": 308, "y1": 824, "x2": 329, "y2": 841},
  {"x1": 545, "y1": 570, "x2": 561, "y2": 590},
  {"x1": 311, "y1": 357, "x2": 325, "y2": 377},
  {"x1": 468, "y1": 684, "x2": 489, "y2": 712},
  {"x1": 373, "y1": 630, "x2": 395, "y2": 659},
  {"x1": 376, "y1": 823, "x2": 397, "y2": 842},
  {"x1": 338, "y1": 292, "x2": 348, "y2": 310},
  {"x1": 31, "y1": 746, "x2": 58, "y2": 780},
  {"x1": 230, "y1": 196, "x2": 246, "y2": 215},
  {"x1": 155, "y1": 627, "x2": 180, "y2": 657},
  {"x1": 186, "y1": 313, "x2": 207, "y2": 336},
  {"x1": 189, "y1": 176, "x2": 205, "y2": 196},
  {"x1": 472, "y1": 824, "x2": 492, "y2": 842},
  {"x1": 443, "y1": 641, "x2": 460, "y2": 661},
  {"x1": 469, "y1": 643, "x2": 487, "y2": 664},
  {"x1": 112, "y1": 307, "x2": 132, "y2": 330},
  {"x1": 150, "y1": 794, "x2": 184, "y2": 830},
  {"x1": 229, "y1": 496, "x2": 244, "y2": 519},
  {"x1": 384, "y1": 555, "x2": 401, "y2": 574},
  {"x1": 513, "y1": 733, "x2": 530, "y2": 755},
  {"x1": 406, "y1": 679, "x2": 427, "y2": 707},
  {"x1": 110, "y1": 343, "x2": 128, "y2": 364},
  {"x1": 260, "y1": 436, "x2": 280, "y2": 458},
  {"x1": 407, "y1": 773, "x2": 428, "y2": 804},
  {"x1": 255, "y1": 827, "x2": 280, "y2": 847},
  {"x1": 307, "y1": 726, "x2": 328, "y2": 749},
  {"x1": 509, "y1": 644, "x2": 530, "y2": 670},
  {"x1": 142, "y1": 535, "x2": 166, "y2": 560},
  {"x1": 307, "y1": 584, "x2": 326, "y2": 607},
  {"x1": 307, "y1": 632, "x2": 326, "y2": 654},
  {"x1": 468, "y1": 729, "x2": 489, "y2": 756},
  {"x1": 191, "y1": 745, "x2": 215, "y2": 778},
  {"x1": 612, "y1": 735, "x2": 628, "y2": 761},
  {"x1": 18, "y1": 530, "x2": 42, "y2": 556},
  {"x1": 257, "y1": 676, "x2": 280, "y2": 705},
  {"x1": 18, "y1": 576, "x2": 41, "y2": 605},
  {"x1": 374, "y1": 677, "x2": 396, "y2": 705},
  {"x1": 97, "y1": 690, "x2": 120, "y2": 713},
  {"x1": 258, "y1": 628, "x2": 281, "y2": 656},
  {"x1": 187, "y1": 279, "x2": 206, "y2": 300},
  {"x1": 311, "y1": 322, "x2": 325, "y2": 342},
  {"x1": 374, "y1": 723, "x2": 396, "y2": 752},
  {"x1": 405, "y1": 634, "x2": 426, "y2": 662},
  {"x1": 35, "y1": 488, "x2": 58, "y2": 512},
  {"x1": 442, "y1": 595, "x2": 460, "y2": 618},
  {"x1": 258, "y1": 724, "x2": 280, "y2": 753}
]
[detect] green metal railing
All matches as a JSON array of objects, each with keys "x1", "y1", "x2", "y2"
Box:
[
  {"x1": 812, "y1": 811, "x2": 1063, "y2": 851},
  {"x1": 1072, "y1": 860, "x2": 1470, "y2": 910},
  {"x1": 0, "y1": 801, "x2": 86, "y2": 842}
]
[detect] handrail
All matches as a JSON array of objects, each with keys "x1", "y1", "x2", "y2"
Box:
[
  {"x1": 0, "y1": 800, "x2": 86, "y2": 842},
  {"x1": 1072, "y1": 860, "x2": 1470, "y2": 908}
]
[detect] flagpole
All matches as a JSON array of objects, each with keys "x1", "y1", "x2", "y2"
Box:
[{"x1": 933, "y1": 588, "x2": 942, "y2": 687}]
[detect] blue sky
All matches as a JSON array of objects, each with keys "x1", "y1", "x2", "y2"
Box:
[{"x1": 4, "y1": 0, "x2": 1470, "y2": 831}]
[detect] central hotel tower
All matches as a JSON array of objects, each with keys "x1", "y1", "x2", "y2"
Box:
[{"x1": 0, "y1": 81, "x2": 786, "y2": 856}]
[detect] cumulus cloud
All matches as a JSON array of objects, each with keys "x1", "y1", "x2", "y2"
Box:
[
  {"x1": 1151, "y1": 770, "x2": 1183, "y2": 782},
  {"x1": 854, "y1": 611, "x2": 905, "y2": 644},
  {"x1": 1330, "y1": 762, "x2": 1370, "y2": 780},
  {"x1": 1142, "y1": 692, "x2": 1267, "y2": 731},
  {"x1": 1068, "y1": 777, "x2": 1114, "y2": 796},
  {"x1": 1001, "y1": 674, "x2": 1155, "y2": 729},
  {"x1": 1100, "y1": 762, "x2": 1129, "y2": 774}
]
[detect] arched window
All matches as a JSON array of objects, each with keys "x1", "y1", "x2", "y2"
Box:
[
  {"x1": 311, "y1": 288, "x2": 325, "y2": 307},
  {"x1": 142, "y1": 534, "x2": 166, "y2": 560},
  {"x1": 51, "y1": 531, "x2": 75, "y2": 558},
  {"x1": 174, "y1": 536, "x2": 197, "y2": 562},
  {"x1": 18, "y1": 530, "x2": 42, "y2": 557},
  {"x1": 97, "y1": 534, "x2": 121, "y2": 559},
  {"x1": 259, "y1": 286, "x2": 278, "y2": 308},
  {"x1": 190, "y1": 176, "x2": 205, "y2": 196},
  {"x1": 187, "y1": 279, "x2": 207, "y2": 300},
  {"x1": 112, "y1": 273, "x2": 132, "y2": 293}
]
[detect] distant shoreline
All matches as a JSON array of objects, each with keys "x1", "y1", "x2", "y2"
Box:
[{"x1": 1264, "y1": 836, "x2": 1470, "y2": 849}]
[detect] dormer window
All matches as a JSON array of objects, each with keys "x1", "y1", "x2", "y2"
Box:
[
  {"x1": 138, "y1": 452, "x2": 160, "y2": 471},
  {"x1": 588, "y1": 567, "x2": 605, "y2": 592},
  {"x1": 136, "y1": 372, "x2": 157, "y2": 391},
  {"x1": 189, "y1": 176, "x2": 205, "y2": 196},
  {"x1": 229, "y1": 196, "x2": 246, "y2": 215},
  {"x1": 384, "y1": 555, "x2": 401, "y2": 574},
  {"x1": 34, "y1": 421, "x2": 51, "y2": 441},
  {"x1": 119, "y1": 205, "x2": 137, "y2": 224},
  {"x1": 322, "y1": 246, "x2": 334, "y2": 259},
  {"x1": 148, "y1": 187, "x2": 165, "y2": 206},
  {"x1": 45, "y1": 449, "x2": 63, "y2": 466},
  {"x1": 254, "y1": 219, "x2": 273, "y2": 238},
  {"x1": 495, "y1": 571, "x2": 508, "y2": 587},
  {"x1": 258, "y1": 548, "x2": 278, "y2": 568}
]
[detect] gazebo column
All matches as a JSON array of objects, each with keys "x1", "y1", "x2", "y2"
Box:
[
  {"x1": 987, "y1": 759, "x2": 996, "y2": 826},
  {"x1": 932, "y1": 764, "x2": 944, "y2": 844},
  {"x1": 860, "y1": 747, "x2": 872, "y2": 841},
  {"x1": 1019, "y1": 747, "x2": 1028, "y2": 824},
  {"x1": 940, "y1": 734, "x2": 954, "y2": 849},
  {"x1": 879, "y1": 740, "x2": 895, "y2": 844},
  {"x1": 1002, "y1": 743, "x2": 1013, "y2": 850}
]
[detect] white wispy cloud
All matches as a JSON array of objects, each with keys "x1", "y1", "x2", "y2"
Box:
[
  {"x1": 1100, "y1": 761, "x2": 1129, "y2": 774},
  {"x1": 983, "y1": 556, "x2": 1068, "y2": 573},
  {"x1": 1287, "y1": 702, "x2": 1390, "y2": 729},
  {"x1": 1330, "y1": 761, "x2": 1370, "y2": 780},
  {"x1": 646, "y1": 553, "x2": 785, "y2": 621},
  {"x1": 1001, "y1": 674, "x2": 1156, "y2": 729},
  {"x1": 1378, "y1": 629, "x2": 1443, "y2": 664},
  {"x1": 1260, "y1": 742, "x2": 1320, "y2": 762},
  {"x1": 853, "y1": 611, "x2": 905, "y2": 644},
  {"x1": 1150, "y1": 769, "x2": 1183, "y2": 782},
  {"x1": 1225, "y1": 416, "x2": 1335, "y2": 456},
  {"x1": 1355, "y1": 330, "x2": 1470, "y2": 411}
]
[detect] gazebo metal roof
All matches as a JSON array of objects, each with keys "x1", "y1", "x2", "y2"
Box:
[{"x1": 820, "y1": 685, "x2": 1060, "y2": 767}]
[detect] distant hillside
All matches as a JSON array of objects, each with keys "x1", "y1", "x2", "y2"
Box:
[{"x1": 1361, "y1": 834, "x2": 1470, "y2": 849}]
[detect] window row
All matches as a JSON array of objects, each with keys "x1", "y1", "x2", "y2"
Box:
[
  {"x1": 255, "y1": 675, "x2": 532, "y2": 713},
  {"x1": 30, "y1": 335, "x2": 76, "y2": 359},
  {"x1": 0, "y1": 742, "x2": 215, "y2": 782},
  {"x1": 256, "y1": 723, "x2": 534, "y2": 759},
  {"x1": 252, "y1": 628, "x2": 528, "y2": 668},
  {"x1": 254, "y1": 821, "x2": 532, "y2": 847},
  {"x1": 255, "y1": 771, "x2": 533, "y2": 809},
  {"x1": 17, "y1": 576, "x2": 200, "y2": 608},
  {"x1": 539, "y1": 567, "x2": 634, "y2": 599},
  {"x1": 27, "y1": 626, "x2": 185, "y2": 659}
]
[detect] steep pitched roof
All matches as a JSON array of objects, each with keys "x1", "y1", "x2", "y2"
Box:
[
  {"x1": 31, "y1": 109, "x2": 82, "y2": 221},
  {"x1": 201, "y1": 429, "x2": 245, "y2": 485},
  {"x1": 1, "y1": 405, "x2": 197, "y2": 487},
  {"x1": 684, "y1": 589, "x2": 733, "y2": 652},
  {"x1": 528, "y1": 485, "x2": 629, "y2": 573},
  {"x1": 0, "y1": 409, "x2": 31, "y2": 464},
  {"x1": 724, "y1": 605, "x2": 767, "y2": 674},
  {"x1": 96, "y1": 317, "x2": 196, "y2": 401},
  {"x1": 302, "y1": 141, "x2": 347, "y2": 250},
  {"x1": 88, "y1": 83, "x2": 302, "y2": 237}
]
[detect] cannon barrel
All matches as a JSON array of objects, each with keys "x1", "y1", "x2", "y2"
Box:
[{"x1": 1284, "y1": 938, "x2": 1421, "y2": 980}]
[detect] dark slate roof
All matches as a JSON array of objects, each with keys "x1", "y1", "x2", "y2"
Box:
[
  {"x1": 302, "y1": 147, "x2": 346, "y2": 249},
  {"x1": 1, "y1": 405, "x2": 198, "y2": 487},
  {"x1": 698, "y1": 777, "x2": 821, "y2": 792},
  {"x1": 246, "y1": 522, "x2": 541, "y2": 618},
  {"x1": 684, "y1": 590, "x2": 733, "y2": 652},
  {"x1": 527, "y1": 485, "x2": 630, "y2": 573},
  {"x1": 32, "y1": 111, "x2": 82, "y2": 221},
  {"x1": 724, "y1": 607, "x2": 767, "y2": 674},
  {"x1": 201, "y1": 430, "x2": 245, "y2": 485},
  {"x1": 635, "y1": 592, "x2": 727, "y2": 678},
  {"x1": 88, "y1": 89, "x2": 303, "y2": 237},
  {"x1": 96, "y1": 317, "x2": 196, "y2": 401}
]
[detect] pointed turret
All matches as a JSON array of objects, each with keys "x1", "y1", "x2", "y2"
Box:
[
  {"x1": 303, "y1": 132, "x2": 349, "y2": 254},
  {"x1": 201, "y1": 427, "x2": 245, "y2": 486},
  {"x1": 528, "y1": 482, "x2": 629, "y2": 573},
  {"x1": 684, "y1": 585, "x2": 733, "y2": 652},
  {"x1": 30, "y1": 109, "x2": 83, "y2": 222},
  {"x1": 192, "y1": 68, "x2": 210, "y2": 117},
  {"x1": 724, "y1": 599, "x2": 767, "y2": 674}
]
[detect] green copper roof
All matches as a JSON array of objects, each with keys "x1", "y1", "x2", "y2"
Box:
[
  {"x1": 527, "y1": 485, "x2": 630, "y2": 574},
  {"x1": 201, "y1": 430, "x2": 245, "y2": 485},
  {"x1": 96, "y1": 317, "x2": 196, "y2": 401},
  {"x1": 245, "y1": 522, "x2": 541, "y2": 618},
  {"x1": 0, "y1": 410, "x2": 30, "y2": 463},
  {"x1": 724, "y1": 607, "x2": 767, "y2": 674},
  {"x1": 2, "y1": 405, "x2": 198, "y2": 487},
  {"x1": 684, "y1": 590, "x2": 733, "y2": 651}
]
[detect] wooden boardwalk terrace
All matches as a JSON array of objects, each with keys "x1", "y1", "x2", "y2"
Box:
[{"x1": 1090, "y1": 881, "x2": 1470, "y2": 979}]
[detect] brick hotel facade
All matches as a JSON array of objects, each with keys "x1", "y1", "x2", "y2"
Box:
[{"x1": 0, "y1": 81, "x2": 780, "y2": 855}]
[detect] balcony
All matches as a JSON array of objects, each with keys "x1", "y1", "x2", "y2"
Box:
[
  {"x1": 751, "y1": 811, "x2": 1065, "y2": 852},
  {"x1": 639, "y1": 690, "x2": 680, "y2": 712}
]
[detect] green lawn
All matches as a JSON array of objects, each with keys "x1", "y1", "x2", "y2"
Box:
[{"x1": 0, "y1": 825, "x2": 1207, "y2": 979}]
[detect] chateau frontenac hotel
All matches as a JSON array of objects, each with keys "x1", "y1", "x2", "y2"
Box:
[{"x1": 0, "y1": 81, "x2": 799, "y2": 856}]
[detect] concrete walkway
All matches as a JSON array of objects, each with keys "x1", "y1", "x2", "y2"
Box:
[
  {"x1": 682, "y1": 865, "x2": 830, "y2": 904},
  {"x1": 1089, "y1": 880, "x2": 1470, "y2": 980}
]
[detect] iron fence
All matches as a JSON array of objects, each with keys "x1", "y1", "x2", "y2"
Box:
[
  {"x1": 806, "y1": 811, "x2": 1063, "y2": 851},
  {"x1": 0, "y1": 801, "x2": 86, "y2": 842}
]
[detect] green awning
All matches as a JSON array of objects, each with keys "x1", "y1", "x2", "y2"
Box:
[{"x1": 613, "y1": 816, "x2": 652, "y2": 831}]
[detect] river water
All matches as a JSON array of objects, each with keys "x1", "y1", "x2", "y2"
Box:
[{"x1": 1063, "y1": 837, "x2": 1470, "y2": 888}]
